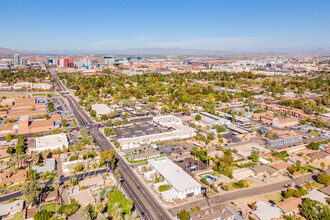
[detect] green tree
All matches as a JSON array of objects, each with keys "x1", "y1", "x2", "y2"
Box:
[
  {"x1": 61, "y1": 119, "x2": 68, "y2": 127},
  {"x1": 307, "y1": 142, "x2": 320, "y2": 150},
  {"x1": 195, "y1": 114, "x2": 201, "y2": 121},
  {"x1": 6, "y1": 146, "x2": 14, "y2": 155},
  {"x1": 21, "y1": 180, "x2": 43, "y2": 205},
  {"x1": 317, "y1": 172, "x2": 330, "y2": 185},
  {"x1": 101, "y1": 114, "x2": 108, "y2": 121},
  {"x1": 90, "y1": 109, "x2": 96, "y2": 117},
  {"x1": 300, "y1": 198, "x2": 330, "y2": 220},
  {"x1": 250, "y1": 151, "x2": 259, "y2": 162},
  {"x1": 177, "y1": 210, "x2": 190, "y2": 220},
  {"x1": 320, "y1": 162, "x2": 326, "y2": 170},
  {"x1": 100, "y1": 149, "x2": 116, "y2": 170},
  {"x1": 5, "y1": 133, "x2": 12, "y2": 142},
  {"x1": 34, "y1": 210, "x2": 53, "y2": 220}
]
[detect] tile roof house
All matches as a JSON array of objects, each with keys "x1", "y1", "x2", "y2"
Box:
[
  {"x1": 0, "y1": 169, "x2": 27, "y2": 185},
  {"x1": 275, "y1": 197, "x2": 302, "y2": 215},
  {"x1": 319, "y1": 185, "x2": 330, "y2": 196},
  {"x1": 269, "y1": 161, "x2": 291, "y2": 172}
]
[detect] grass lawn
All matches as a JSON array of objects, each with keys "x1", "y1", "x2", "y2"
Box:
[
  {"x1": 310, "y1": 130, "x2": 321, "y2": 136},
  {"x1": 312, "y1": 182, "x2": 325, "y2": 188},
  {"x1": 6, "y1": 184, "x2": 23, "y2": 192},
  {"x1": 264, "y1": 191, "x2": 283, "y2": 203},
  {"x1": 73, "y1": 118, "x2": 78, "y2": 126},
  {"x1": 43, "y1": 202, "x2": 56, "y2": 212},
  {"x1": 246, "y1": 179, "x2": 259, "y2": 187},
  {"x1": 276, "y1": 154, "x2": 288, "y2": 161},
  {"x1": 9, "y1": 212, "x2": 24, "y2": 220},
  {"x1": 32, "y1": 93, "x2": 57, "y2": 97},
  {"x1": 222, "y1": 182, "x2": 238, "y2": 191},
  {"x1": 307, "y1": 165, "x2": 318, "y2": 172},
  {"x1": 236, "y1": 162, "x2": 257, "y2": 168}
]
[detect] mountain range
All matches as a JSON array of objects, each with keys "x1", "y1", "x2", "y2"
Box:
[{"x1": 1, "y1": 46, "x2": 330, "y2": 56}]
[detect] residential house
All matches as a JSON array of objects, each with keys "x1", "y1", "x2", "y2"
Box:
[
  {"x1": 251, "y1": 201, "x2": 282, "y2": 220},
  {"x1": 0, "y1": 200, "x2": 24, "y2": 218},
  {"x1": 276, "y1": 197, "x2": 302, "y2": 216}
]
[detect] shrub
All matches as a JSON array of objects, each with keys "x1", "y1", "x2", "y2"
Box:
[
  {"x1": 57, "y1": 203, "x2": 80, "y2": 216},
  {"x1": 158, "y1": 184, "x2": 171, "y2": 192}
]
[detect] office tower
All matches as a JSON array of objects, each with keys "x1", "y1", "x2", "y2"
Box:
[{"x1": 14, "y1": 54, "x2": 20, "y2": 66}]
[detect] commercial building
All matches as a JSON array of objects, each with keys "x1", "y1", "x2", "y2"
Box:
[
  {"x1": 118, "y1": 115, "x2": 196, "y2": 149},
  {"x1": 265, "y1": 130, "x2": 302, "y2": 147},
  {"x1": 14, "y1": 54, "x2": 20, "y2": 66},
  {"x1": 20, "y1": 58, "x2": 27, "y2": 66},
  {"x1": 148, "y1": 157, "x2": 202, "y2": 201},
  {"x1": 91, "y1": 103, "x2": 113, "y2": 117},
  {"x1": 272, "y1": 117, "x2": 299, "y2": 128},
  {"x1": 34, "y1": 134, "x2": 68, "y2": 152},
  {"x1": 0, "y1": 98, "x2": 62, "y2": 135},
  {"x1": 58, "y1": 58, "x2": 74, "y2": 68}
]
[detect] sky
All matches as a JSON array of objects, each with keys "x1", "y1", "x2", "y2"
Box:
[{"x1": 1, "y1": 0, "x2": 330, "y2": 51}]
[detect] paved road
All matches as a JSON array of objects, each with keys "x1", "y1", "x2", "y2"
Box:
[
  {"x1": 169, "y1": 169, "x2": 329, "y2": 216},
  {"x1": 49, "y1": 68, "x2": 171, "y2": 220}
]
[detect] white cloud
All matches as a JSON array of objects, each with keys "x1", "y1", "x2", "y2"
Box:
[{"x1": 146, "y1": 37, "x2": 259, "y2": 49}]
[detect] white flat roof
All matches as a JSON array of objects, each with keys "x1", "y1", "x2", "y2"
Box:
[
  {"x1": 148, "y1": 157, "x2": 202, "y2": 192},
  {"x1": 91, "y1": 103, "x2": 112, "y2": 115},
  {"x1": 35, "y1": 134, "x2": 68, "y2": 149}
]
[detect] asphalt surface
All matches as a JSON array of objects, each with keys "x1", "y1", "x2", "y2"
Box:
[{"x1": 49, "y1": 68, "x2": 171, "y2": 220}]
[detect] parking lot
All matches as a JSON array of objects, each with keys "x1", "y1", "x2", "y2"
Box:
[
  {"x1": 112, "y1": 122, "x2": 171, "y2": 139},
  {"x1": 174, "y1": 157, "x2": 208, "y2": 174}
]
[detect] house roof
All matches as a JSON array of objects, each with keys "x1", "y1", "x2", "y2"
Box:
[
  {"x1": 269, "y1": 161, "x2": 291, "y2": 171},
  {"x1": 251, "y1": 201, "x2": 282, "y2": 220},
  {"x1": 0, "y1": 200, "x2": 24, "y2": 217},
  {"x1": 302, "y1": 189, "x2": 328, "y2": 204},
  {"x1": 319, "y1": 185, "x2": 330, "y2": 196},
  {"x1": 250, "y1": 165, "x2": 277, "y2": 175},
  {"x1": 232, "y1": 168, "x2": 255, "y2": 181},
  {"x1": 190, "y1": 204, "x2": 235, "y2": 220},
  {"x1": 45, "y1": 190, "x2": 58, "y2": 202},
  {"x1": 276, "y1": 197, "x2": 302, "y2": 214},
  {"x1": 307, "y1": 151, "x2": 329, "y2": 160},
  {"x1": 79, "y1": 175, "x2": 104, "y2": 188}
]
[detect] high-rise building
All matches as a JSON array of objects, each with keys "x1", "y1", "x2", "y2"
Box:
[
  {"x1": 20, "y1": 58, "x2": 27, "y2": 66},
  {"x1": 14, "y1": 54, "x2": 20, "y2": 66},
  {"x1": 57, "y1": 58, "x2": 74, "y2": 68},
  {"x1": 104, "y1": 56, "x2": 114, "y2": 65}
]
